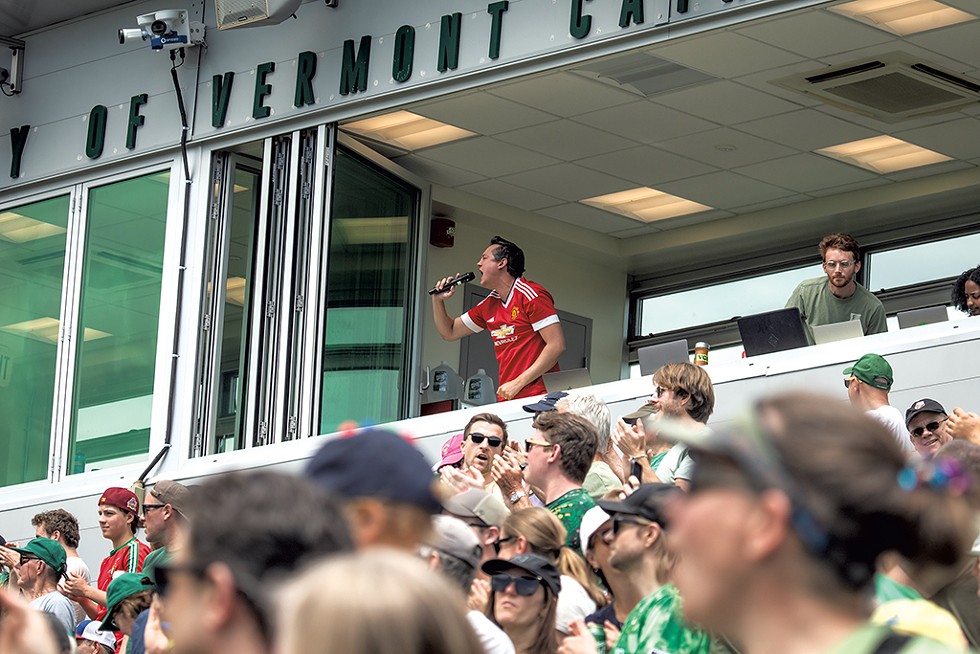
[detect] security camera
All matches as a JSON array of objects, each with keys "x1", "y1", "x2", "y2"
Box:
[{"x1": 118, "y1": 10, "x2": 204, "y2": 51}]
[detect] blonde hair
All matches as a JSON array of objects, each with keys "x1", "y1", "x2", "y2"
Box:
[
  {"x1": 278, "y1": 550, "x2": 482, "y2": 654},
  {"x1": 503, "y1": 508, "x2": 607, "y2": 607}
]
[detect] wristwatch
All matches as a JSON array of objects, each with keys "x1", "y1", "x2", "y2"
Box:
[{"x1": 509, "y1": 490, "x2": 527, "y2": 504}]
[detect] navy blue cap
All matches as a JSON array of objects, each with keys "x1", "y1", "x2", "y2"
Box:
[
  {"x1": 522, "y1": 391, "x2": 569, "y2": 413},
  {"x1": 306, "y1": 428, "x2": 442, "y2": 514}
]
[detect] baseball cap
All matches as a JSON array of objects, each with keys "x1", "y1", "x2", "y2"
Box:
[
  {"x1": 100, "y1": 573, "x2": 155, "y2": 631},
  {"x1": 99, "y1": 487, "x2": 140, "y2": 516},
  {"x1": 10, "y1": 537, "x2": 67, "y2": 578},
  {"x1": 306, "y1": 428, "x2": 442, "y2": 514},
  {"x1": 482, "y1": 553, "x2": 562, "y2": 597},
  {"x1": 434, "y1": 433, "x2": 465, "y2": 471},
  {"x1": 148, "y1": 480, "x2": 190, "y2": 517},
  {"x1": 75, "y1": 620, "x2": 116, "y2": 649},
  {"x1": 843, "y1": 353, "x2": 893, "y2": 391},
  {"x1": 425, "y1": 515, "x2": 483, "y2": 569},
  {"x1": 522, "y1": 391, "x2": 568, "y2": 413},
  {"x1": 443, "y1": 489, "x2": 509, "y2": 528},
  {"x1": 621, "y1": 400, "x2": 657, "y2": 424},
  {"x1": 597, "y1": 484, "x2": 680, "y2": 527},
  {"x1": 579, "y1": 506, "x2": 611, "y2": 557},
  {"x1": 905, "y1": 398, "x2": 947, "y2": 427}
]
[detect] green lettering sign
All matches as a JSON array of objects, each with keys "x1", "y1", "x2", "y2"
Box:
[
  {"x1": 340, "y1": 36, "x2": 372, "y2": 95},
  {"x1": 253, "y1": 61, "x2": 276, "y2": 119},
  {"x1": 9, "y1": 125, "x2": 29, "y2": 179},
  {"x1": 392, "y1": 25, "x2": 415, "y2": 83},
  {"x1": 295, "y1": 51, "x2": 317, "y2": 108},
  {"x1": 487, "y1": 1, "x2": 509, "y2": 60},
  {"x1": 437, "y1": 13, "x2": 462, "y2": 73},
  {"x1": 85, "y1": 105, "x2": 108, "y2": 159},
  {"x1": 570, "y1": 0, "x2": 593, "y2": 39},
  {"x1": 212, "y1": 72, "x2": 235, "y2": 128},
  {"x1": 619, "y1": 0, "x2": 644, "y2": 26},
  {"x1": 126, "y1": 93, "x2": 148, "y2": 150}
]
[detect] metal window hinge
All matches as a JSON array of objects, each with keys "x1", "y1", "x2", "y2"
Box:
[
  {"x1": 273, "y1": 188, "x2": 283, "y2": 206},
  {"x1": 265, "y1": 300, "x2": 276, "y2": 317},
  {"x1": 301, "y1": 181, "x2": 312, "y2": 199},
  {"x1": 202, "y1": 313, "x2": 211, "y2": 331},
  {"x1": 295, "y1": 294, "x2": 305, "y2": 312},
  {"x1": 287, "y1": 416, "x2": 297, "y2": 435},
  {"x1": 257, "y1": 421, "x2": 269, "y2": 445},
  {"x1": 275, "y1": 151, "x2": 286, "y2": 169}
]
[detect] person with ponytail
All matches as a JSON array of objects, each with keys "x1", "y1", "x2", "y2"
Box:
[
  {"x1": 660, "y1": 392, "x2": 977, "y2": 654},
  {"x1": 495, "y1": 507, "x2": 606, "y2": 638}
]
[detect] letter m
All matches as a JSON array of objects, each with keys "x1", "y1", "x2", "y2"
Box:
[{"x1": 340, "y1": 35, "x2": 372, "y2": 95}]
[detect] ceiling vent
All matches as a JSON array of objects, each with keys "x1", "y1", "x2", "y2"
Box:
[
  {"x1": 215, "y1": 0, "x2": 303, "y2": 30},
  {"x1": 569, "y1": 52, "x2": 715, "y2": 97},
  {"x1": 774, "y1": 53, "x2": 980, "y2": 123}
]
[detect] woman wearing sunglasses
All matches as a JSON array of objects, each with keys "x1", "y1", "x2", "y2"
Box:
[
  {"x1": 664, "y1": 393, "x2": 977, "y2": 654},
  {"x1": 484, "y1": 554, "x2": 562, "y2": 654}
]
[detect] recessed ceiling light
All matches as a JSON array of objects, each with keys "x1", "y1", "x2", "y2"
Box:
[
  {"x1": 341, "y1": 111, "x2": 477, "y2": 151},
  {"x1": 581, "y1": 187, "x2": 713, "y2": 222},
  {"x1": 829, "y1": 0, "x2": 976, "y2": 36},
  {"x1": 0, "y1": 212, "x2": 67, "y2": 244},
  {"x1": 1, "y1": 317, "x2": 111, "y2": 345},
  {"x1": 814, "y1": 135, "x2": 952, "y2": 173}
]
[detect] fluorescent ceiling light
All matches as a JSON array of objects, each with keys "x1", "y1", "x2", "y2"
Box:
[
  {"x1": 341, "y1": 111, "x2": 476, "y2": 151},
  {"x1": 829, "y1": 0, "x2": 976, "y2": 35},
  {"x1": 334, "y1": 217, "x2": 409, "y2": 244},
  {"x1": 815, "y1": 135, "x2": 952, "y2": 173},
  {"x1": 0, "y1": 211, "x2": 67, "y2": 244},
  {"x1": 581, "y1": 187, "x2": 712, "y2": 222},
  {"x1": 1, "y1": 317, "x2": 111, "y2": 345},
  {"x1": 226, "y1": 276, "x2": 247, "y2": 306}
]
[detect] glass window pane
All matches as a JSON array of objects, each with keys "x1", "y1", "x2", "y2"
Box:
[
  {"x1": 867, "y1": 232, "x2": 980, "y2": 290},
  {"x1": 0, "y1": 195, "x2": 70, "y2": 487},
  {"x1": 69, "y1": 172, "x2": 169, "y2": 473},
  {"x1": 639, "y1": 264, "x2": 823, "y2": 336},
  {"x1": 319, "y1": 149, "x2": 417, "y2": 433}
]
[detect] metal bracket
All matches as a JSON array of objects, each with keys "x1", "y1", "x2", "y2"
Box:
[{"x1": 0, "y1": 36, "x2": 25, "y2": 94}]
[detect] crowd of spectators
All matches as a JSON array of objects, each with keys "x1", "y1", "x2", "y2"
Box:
[{"x1": 3, "y1": 350, "x2": 980, "y2": 653}]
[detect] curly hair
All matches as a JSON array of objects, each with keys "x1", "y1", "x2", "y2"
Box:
[
  {"x1": 950, "y1": 264, "x2": 980, "y2": 314},
  {"x1": 818, "y1": 233, "x2": 860, "y2": 262},
  {"x1": 32, "y1": 509, "x2": 81, "y2": 549}
]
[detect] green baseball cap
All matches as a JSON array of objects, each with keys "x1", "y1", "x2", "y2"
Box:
[
  {"x1": 843, "y1": 353, "x2": 893, "y2": 391},
  {"x1": 99, "y1": 572, "x2": 154, "y2": 632},
  {"x1": 10, "y1": 538, "x2": 67, "y2": 578}
]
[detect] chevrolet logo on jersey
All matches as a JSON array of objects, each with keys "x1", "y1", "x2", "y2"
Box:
[{"x1": 491, "y1": 325, "x2": 515, "y2": 339}]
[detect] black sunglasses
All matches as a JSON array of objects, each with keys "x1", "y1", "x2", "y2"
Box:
[
  {"x1": 142, "y1": 503, "x2": 167, "y2": 513},
  {"x1": 490, "y1": 573, "x2": 541, "y2": 596},
  {"x1": 492, "y1": 536, "x2": 516, "y2": 553},
  {"x1": 19, "y1": 554, "x2": 40, "y2": 566},
  {"x1": 910, "y1": 420, "x2": 945, "y2": 439},
  {"x1": 611, "y1": 514, "x2": 651, "y2": 536},
  {"x1": 468, "y1": 433, "x2": 504, "y2": 448}
]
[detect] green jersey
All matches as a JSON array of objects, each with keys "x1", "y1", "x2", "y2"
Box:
[
  {"x1": 612, "y1": 584, "x2": 727, "y2": 654},
  {"x1": 874, "y1": 573, "x2": 922, "y2": 603},
  {"x1": 785, "y1": 276, "x2": 887, "y2": 339},
  {"x1": 547, "y1": 488, "x2": 595, "y2": 552},
  {"x1": 141, "y1": 546, "x2": 172, "y2": 586}
]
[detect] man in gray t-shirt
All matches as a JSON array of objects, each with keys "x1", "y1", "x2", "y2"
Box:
[{"x1": 11, "y1": 537, "x2": 75, "y2": 636}]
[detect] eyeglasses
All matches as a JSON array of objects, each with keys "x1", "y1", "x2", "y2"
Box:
[
  {"x1": 468, "y1": 433, "x2": 504, "y2": 448},
  {"x1": 910, "y1": 420, "x2": 946, "y2": 439},
  {"x1": 525, "y1": 438, "x2": 551, "y2": 452},
  {"x1": 490, "y1": 573, "x2": 542, "y2": 596},
  {"x1": 823, "y1": 260, "x2": 856, "y2": 270},
  {"x1": 611, "y1": 515, "x2": 651, "y2": 536},
  {"x1": 142, "y1": 503, "x2": 166, "y2": 514},
  {"x1": 843, "y1": 377, "x2": 856, "y2": 389},
  {"x1": 492, "y1": 536, "x2": 516, "y2": 553},
  {"x1": 18, "y1": 554, "x2": 40, "y2": 566}
]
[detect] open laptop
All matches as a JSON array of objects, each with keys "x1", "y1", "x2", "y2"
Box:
[
  {"x1": 637, "y1": 339, "x2": 690, "y2": 376},
  {"x1": 897, "y1": 306, "x2": 949, "y2": 330},
  {"x1": 811, "y1": 319, "x2": 864, "y2": 345},
  {"x1": 737, "y1": 307, "x2": 809, "y2": 357},
  {"x1": 542, "y1": 368, "x2": 593, "y2": 392}
]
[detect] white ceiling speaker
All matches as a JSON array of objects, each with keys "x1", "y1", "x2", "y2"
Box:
[{"x1": 215, "y1": 0, "x2": 304, "y2": 30}]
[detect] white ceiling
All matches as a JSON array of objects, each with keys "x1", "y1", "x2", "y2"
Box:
[
  {"x1": 371, "y1": 3, "x2": 980, "y2": 275},
  {"x1": 0, "y1": 0, "x2": 137, "y2": 37}
]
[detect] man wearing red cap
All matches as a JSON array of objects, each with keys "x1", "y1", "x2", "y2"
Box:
[{"x1": 64, "y1": 487, "x2": 150, "y2": 625}]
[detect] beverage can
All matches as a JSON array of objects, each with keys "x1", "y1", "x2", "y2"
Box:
[
  {"x1": 588, "y1": 623, "x2": 606, "y2": 654},
  {"x1": 694, "y1": 342, "x2": 710, "y2": 366}
]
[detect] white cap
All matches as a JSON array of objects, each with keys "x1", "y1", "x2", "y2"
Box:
[
  {"x1": 75, "y1": 620, "x2": 117, "y2": 649},
  {"x1": 579, "y1": 506, "x2": 612, "y2": 557}
]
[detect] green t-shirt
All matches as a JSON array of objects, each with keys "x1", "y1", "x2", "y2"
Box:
[
  {"x1": 140, "y1": 546, "x2": 172, "y2": 586},
  {"x1": 547, "y1": 488, "x2": 595, "y2": 552},
  {"x1": 785, "y1": 276, "x2": 887, "y2": 339},
  {"x1": 584, "y1": 461, "x2": 623, "y2": 500},
  {"x1": 829, "y1": 624, "x2": 969, "y2": 654},
  {"x1": 612, "y1": 584, "x2": 728, "y2": 654},
  {"x1": 875, "y1": 573, "x2": 922, "y2": 603}
]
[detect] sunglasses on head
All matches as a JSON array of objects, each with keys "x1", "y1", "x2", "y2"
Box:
[
  {"x1": 910, "y1": 420, "x2": 945, "y2": 439},
  {"x1": 468, "y1": 433, "x2": 504, "y2": 448},
  {"x1": 490, "y1": 573, "x2": 542, "y2": 596}
]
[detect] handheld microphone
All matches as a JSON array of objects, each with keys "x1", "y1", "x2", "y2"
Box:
[{"x1": 429, "y1": 271, "x2": 475, "y2": 295}]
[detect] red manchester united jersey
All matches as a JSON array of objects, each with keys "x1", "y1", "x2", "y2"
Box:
[{"x1": 461, "y1": 278, "x2": 560, "y2": 399}]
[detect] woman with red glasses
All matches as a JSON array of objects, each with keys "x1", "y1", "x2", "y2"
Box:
[{"x1": 484, "y1": 554, "x2": 562, "y2": 654}]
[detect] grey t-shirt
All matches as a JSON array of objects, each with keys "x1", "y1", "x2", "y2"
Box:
[
  {"x1": 655, "y1": 443, "x2": 695, "y2": 483},
  {"x1": 32, "y1": 590, "x2": 76, "y2": 637}
]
